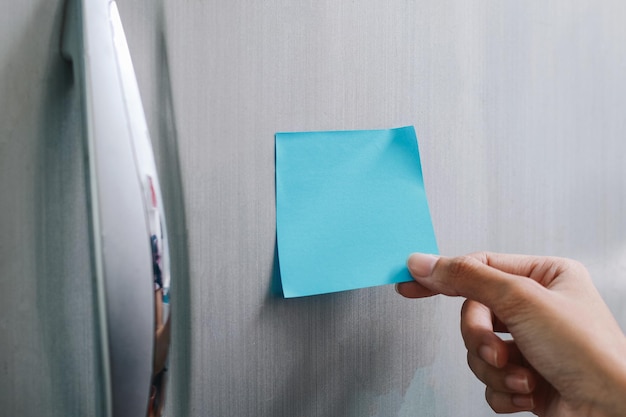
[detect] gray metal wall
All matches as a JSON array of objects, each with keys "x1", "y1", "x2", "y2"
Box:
[{"x1": 2, "y1": 1, "x2": 626, "y2": 417}]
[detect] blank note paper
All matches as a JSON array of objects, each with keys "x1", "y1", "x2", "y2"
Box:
[{"x1": 275, "y1": 126, "x2": 438, "y2": 298}]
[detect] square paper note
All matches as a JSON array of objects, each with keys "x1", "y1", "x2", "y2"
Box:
[{"x1": 275, "y1": 126, "x2": 438, "y2": 298}]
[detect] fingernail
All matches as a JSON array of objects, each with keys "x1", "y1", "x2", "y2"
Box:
[
  {"x1": 512, "y1": 394, "x2": 534, "y2": 409},
  {"x1": 505, "y1": 374, "x2": 529, "y2": 393},
  {"x1": 407, "y1": 253, "x2": 439, "y2": 277},
  {"x1": 478, "y1": 345, "x2": 498, "y2": 368}
]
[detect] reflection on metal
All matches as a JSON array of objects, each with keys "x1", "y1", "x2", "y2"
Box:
[
  {"x1": 143, "y1": 175, "x2": 171, "y2": 417},
  {"x1": 61, "y1": 1, "x2": 171, "y2": 416}
]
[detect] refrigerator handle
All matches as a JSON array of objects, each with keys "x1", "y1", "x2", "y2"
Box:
[{"x1": 61, "y1": 1, "x2": 170, "y2": 416}]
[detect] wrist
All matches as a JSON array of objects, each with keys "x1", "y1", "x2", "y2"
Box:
[{"x1": 596, "y1": 337, "x2": 626, "y2": 417}]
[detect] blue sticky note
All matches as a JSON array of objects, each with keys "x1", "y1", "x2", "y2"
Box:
[{"x1": 275, "y1": 126, "x2": 438, "y2": 298}]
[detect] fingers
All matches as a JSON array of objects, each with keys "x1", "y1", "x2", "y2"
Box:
[
  {"x1": 468, "y1": 352, "x2": 535, "y2": 393},
  {"x1": 403, "y1": 252, "x2": 579, "y2": 296},
  {"x1": 403, "y1": 253, "x2": 549, "y2": 320},
  {"x1": 406, "y1": 253, "x2": 509, "y2": 304},
  {"x1": 467, "y1": 339, "x2": 536, "y2": 392},
  {"x1": 395, "y1": 281, "x2": 437, "y2": 298},
  {"x1": 396, "y1": 254, "x2": 439, "y2": 298},
  {"x1": 461, "y1": 299, "x2": 538, "y2": 412},
  {"x1": 485, "y1": 387, "x2": 535, "y2": 413},
  {"x1": 460, "y1": 300, "x2": 508, "y2": 368}
]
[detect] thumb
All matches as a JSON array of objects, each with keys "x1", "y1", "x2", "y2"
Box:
[{"x1": 407, "y1": 253, "x2": 536, "y2": 312}]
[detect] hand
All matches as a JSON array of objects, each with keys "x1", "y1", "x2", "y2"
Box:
[{"x1": 396, "y1": 252, "x2": 626, "y2": 417}]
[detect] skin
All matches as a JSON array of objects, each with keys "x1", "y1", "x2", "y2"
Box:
[{"x1": 396, "y1": 252, "x2": 626, "y2": 417}]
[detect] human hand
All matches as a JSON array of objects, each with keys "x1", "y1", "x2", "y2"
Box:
[{"x1": 396, "y1": 252, "x2": 626, "y2": 417}]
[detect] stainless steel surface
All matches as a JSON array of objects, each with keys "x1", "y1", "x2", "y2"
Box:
[
  {"x1": 2, "y1": 1, "x2": 626, "y2": 417},
  {"x1": 0, "y1": 1, "x2": 99, "y2": 415},
  {"x1": 157, "y1": 2, "x2": 626, "y2": 416}
]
